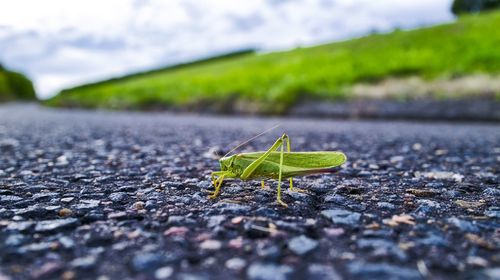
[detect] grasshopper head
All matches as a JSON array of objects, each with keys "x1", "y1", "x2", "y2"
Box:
[{"x1": 219, "y1": 155, "x2": 235, "y2": 171}]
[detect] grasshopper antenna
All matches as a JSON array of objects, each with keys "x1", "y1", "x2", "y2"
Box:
[{"x1": 223, "y1": 124, "x2": 281, "y2": 158}]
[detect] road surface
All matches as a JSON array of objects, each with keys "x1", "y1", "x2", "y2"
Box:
[{"x1": 0, "y1": 104, "x2": 499, "y2": 279}]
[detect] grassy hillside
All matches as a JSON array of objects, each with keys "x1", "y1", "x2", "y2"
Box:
[
  {"x1": 0, "y1": 65, "x2": 37, "y2": 102},
  {"x1": 47, "y1": 11, "x2": 500, "y2": 113}
]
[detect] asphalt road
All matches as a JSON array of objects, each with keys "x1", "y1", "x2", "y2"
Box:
[{"x1": 0, "y1": 104, "x2": 499, "y2": 280}]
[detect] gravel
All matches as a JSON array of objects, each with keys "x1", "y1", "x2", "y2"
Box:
[
  {"x1": 287, "y1": 235, "x2": 318, "y2": 255},
  {"x1": 321, "y1": 209, "x2": 362, "y2": 225},
  {"x1": 0, "y1": 104, "x2": 499, "y2": 279}
]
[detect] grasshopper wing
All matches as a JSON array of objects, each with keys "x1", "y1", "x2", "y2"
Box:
[{"x1": 238, "y1": 151, "x2": 346, "y2": 178}]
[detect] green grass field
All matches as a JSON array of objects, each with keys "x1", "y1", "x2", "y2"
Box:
[
  {"x1": 47, "y1": 11, "x2": 500, "y2": 113},
  {"x1": 0, "y1": 66, "x2": 36, "y2": 103}
]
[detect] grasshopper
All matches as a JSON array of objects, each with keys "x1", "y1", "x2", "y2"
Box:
[{"x1": 209, "y1": 132, "x2": 347, "y2": 207}]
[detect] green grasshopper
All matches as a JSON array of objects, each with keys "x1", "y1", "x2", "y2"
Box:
[{"x1": 209, "y1": 132, "x2": 347, "y2": 207}]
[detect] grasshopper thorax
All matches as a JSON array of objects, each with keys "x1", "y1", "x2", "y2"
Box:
[{"x1": 219, "y1": 155, "x2": 235, "y2": 171}]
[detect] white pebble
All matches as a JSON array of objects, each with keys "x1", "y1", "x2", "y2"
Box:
[
  {"x1": 155, "y1": 266, "x2": 173, "y2": 279},
  {"x1": 225, "y1": 258, "x2": 246, "y2": 270},
  {"x1": 199, "y1": 239, "x2": 222, "y2": 250}
]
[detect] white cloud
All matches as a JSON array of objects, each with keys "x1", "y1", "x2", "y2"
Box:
[{"x1": 0, "y1": 0, "x2": 454, "y2": 99}]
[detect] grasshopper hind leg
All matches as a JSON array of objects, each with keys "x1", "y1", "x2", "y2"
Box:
[
  {"x1": 285, "y1": 139, "x2": 306, "y2": 193},
  {"x1": 276, "y1": 135, "x2": 288, "y2": 207},
  {"x1": 239, "y1": 133, "x2": 291, "y2": 207},
  {"x1": 288, "y1": 179, "x2": 307, "y2": 193},
  {"x1": 286, "y1": 137, "x2": 295, "y2": 192}
]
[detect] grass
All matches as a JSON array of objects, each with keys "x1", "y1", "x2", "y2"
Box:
[
  {"x1": 0, "y1": 67, "x2": 36, "y2": 102},
  {"x1": 47, "y1": 11, "x2": 500, "y2": 114}
]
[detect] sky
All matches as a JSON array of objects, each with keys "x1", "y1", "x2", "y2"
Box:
[{"x1": 0, "y1": 0, "x2": 454, "y2": 99}]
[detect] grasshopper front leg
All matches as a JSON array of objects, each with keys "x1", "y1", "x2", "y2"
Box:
[
  {"x1": 210, "y1": 174, "x2": 226, "y2": 199},
  {"x1": 211, "y1": 171, "x2": 226, "y2": 186},
  {"x1": 209, "y1": 171, "x2": 228, "y2": 198},
  {"x1": 241, "y1": 134, "x2": 291, "y2": 207}
]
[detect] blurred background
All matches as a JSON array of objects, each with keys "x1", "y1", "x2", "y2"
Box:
[{"x1": 0, "y1": 0, "x2": 499, "y2": 120}]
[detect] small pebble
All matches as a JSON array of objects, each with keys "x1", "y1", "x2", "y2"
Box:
[
  {"x1": 164, "y1": 226, "x2": 189, "y2": 237},
  {"x1": 133, "y1": 201, "x2": 145, "y2": 210},
  {"x1": 61, "y1": 197, "x2": 75, "y2": 203},
  {"x1": 155, "y1": 266, "x2": 174, "y2": 279},
  {"x1": 225, "y1": 258, "x2": 247, "y2": 270},
  {"x1": 287, "y1": 235, "x2": 318, "y2": 255},
  {"x1": 247, "y1": 263, "x2": 293, "y2": 280},
  {"x1": 199, "y1": 240, "x2": 222, "y2": 250},
  {"x1": 59, "y1": 208, "x2": 73, "y2": 217}
]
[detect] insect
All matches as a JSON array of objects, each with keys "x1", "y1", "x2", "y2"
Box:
[{"x1": 209, "y1": 130, "x2": 347, "y2": 207}]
